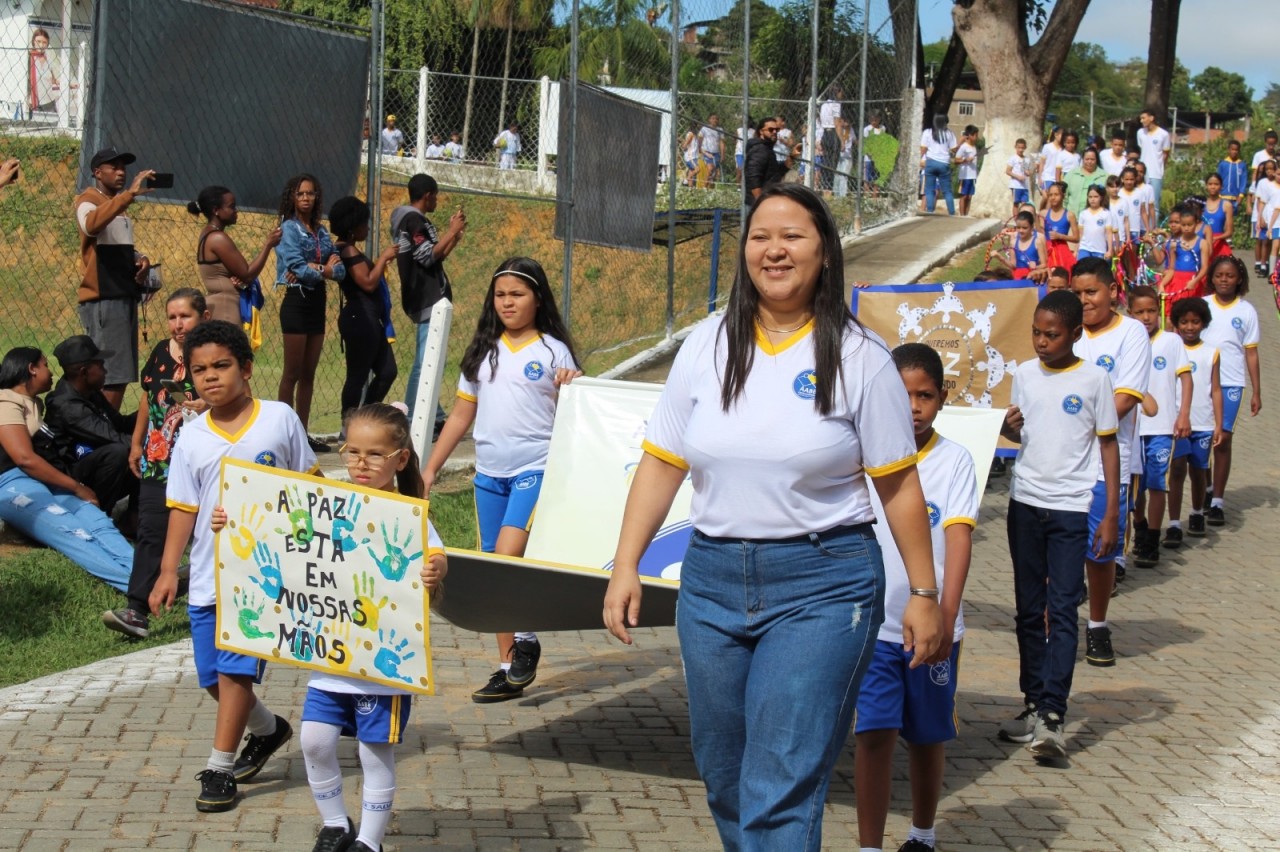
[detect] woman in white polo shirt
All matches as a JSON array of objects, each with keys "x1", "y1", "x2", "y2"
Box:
[
  {"x1": 603, "y1": 183, "x2": 944, "y2": 851},
  {"x1": 920, "y1": 113, "x2": 958, "y2": 215}
]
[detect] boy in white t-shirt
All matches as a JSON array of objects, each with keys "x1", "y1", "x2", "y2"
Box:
[
  {"x1": 1128, "y1": 286, "x2": 1191, "y2": 564},
  {"x1": 149, "y1": 321, "x2": 320, "y2": 813},
  {"x1": 1000, "y1": 290, "x2": 1120, "y2": 761},
  {"x1": 856, "y1": 344, "x2": 978, "y2": 852},
  {"x1": 1101, "y1": 131, "x2": 1128, "y2": 178},
  {"x1": 1070, "y1": 257, "x2": 1150, "y2": 667},
  {"x1": 1006, "y1": 137, "x2": 1032, "y2": 215},
  {"x1": 1167, "y1": 297, "x2": 1223, "y2": 541},
  {"x1": 955, "y1": 125, "x2": 980, "y2": 216}
]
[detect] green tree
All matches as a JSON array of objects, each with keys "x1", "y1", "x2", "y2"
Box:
[
  {"x1": 533, "y1": 0, "x2": 670, "y2": 89},
  {"x1": 1191, "y1": 66, "x2": 1254, "y2": 114}
]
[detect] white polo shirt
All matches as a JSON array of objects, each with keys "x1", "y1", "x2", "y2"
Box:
[
  {"x1": 1009, "y1": 359, "x2": 1118, "y2": 512},
  {"x1": 166, "y1": 400, "x2": 319, "y2": 607},
  {"x1": 644, "y1": 317, "x2": 918, "y2": 539},
  {"x1": 1101, "y1": 149, "x2": 1127, "y2": 177},
  {"x1": 457, "y1": 333, "x2": 577, "y2": 478},
  {"x1": 1074, "y1": 314, "x2": 1151, "y2": 481},
  {"x1": 1182, "y1": 342, "x2": 1221, "y2": 432},
  {"x1": 1137, "y1": 126, "x2": 1171, "y2": 179},
  {"x1": 1202, "y1": 295, "x2": 1260, "y2": 388},
  {"x1": 1139, "y1": 329, "x2": 1192, "y2": 437},
  {"x1": 870, "y1": 432, "x2": 977, "y2": 644}
]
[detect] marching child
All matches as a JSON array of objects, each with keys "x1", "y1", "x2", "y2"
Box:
[
  {"x1": 1156, "y1": 205, "x2": 1212, "y2": 315},
  {"x1": 1117, "y1": 167, "x2": 1147, "y2": 242},
  {"x1": 955, "y1": 125, "x2": 979, "y2": 216},
  {"x1": 1217, "y1": 139, "x2": 1249, "y2": 215},
  {"x1": 424, "y1": 257, "x2": 582, "y2": 703},
  {"x1": 1045, "y1": 266, "x2": 1072, "y2": 292},
  {"x1": 1000, "y1": 290, "x2": 1119, "y2": 760},
  {"x1": 1075, "y1": 185, "x2": 1116, "y2": 260},
  {"x1": 150, "y1": 320, "x2": 319, "y2": 813},
  {"x1": 1166, "y1": 297, "x2": 1223, "y2": 542},
  {"x1": 1041, "y1": 182, "x2": 1078, "y2": 270},
  {"x1": 1202, "y1": 173, "x2": 1235, "y2": 259},
  {"x1": 855, "y1": 344, "x2": 977, "y2": 852},
  {"x1": 990, "y1": 211, "x2": 1046, "y2": 281},
  {"x1": 1252, "y1": 160, "x2": 1277, "y2": 277},
  {"x1": 1006, "y1": 138, "x2": 1032, "y2": 215},
  {"x1": 1070, "y1": 257, "x2": 1150, "y2": 667},
  {"x1": 276, "y1": 404, "x2": 443, "y2": 852},
  {"x1": 1129, "y1": 286, "x2": 1192, "y2": 565},
  {"x1": 1199, "y1": 255, "x2": 1262, "y2": 525},
  {"x1": 103, "y1": 288, "x2": 210, "y2": 639}
]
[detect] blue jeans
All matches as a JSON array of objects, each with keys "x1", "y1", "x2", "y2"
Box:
[
  {"x1": 1006, "y1": 499, "x2": 1088, "y2": 717},
  {"x1": 405, "y1": 318, "x2": 448, "y2": 430},
  {"x1": 0, "y1": 468, "x2": 132, "y2": 593},
  {"x1": 923, "y1": 159, "x2": 954, "y2": 214},
  {"x1": 1148, "y1": 177, "x2": 1163, "y2": 211},
  {"x1": 676, "y1": 524, "x2": 883, "y2": 852}
]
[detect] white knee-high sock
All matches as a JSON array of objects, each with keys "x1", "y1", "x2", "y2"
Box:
[
  {"x1": 301, "y1": 721, "x2": 348, "y2": 828},
  {"x1": 357, "y1": 741, "x2": 397, "y2": 847},
  {"x1": 246, "y1": 697, "x2": 277, "y2": 737}
]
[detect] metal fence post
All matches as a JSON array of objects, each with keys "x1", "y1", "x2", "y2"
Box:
[
  {"x1": 561, "y1": 0, "x2": 580, "y2": 326},
  {"x1": 537, "y1": 76, "x2": 550, "y2": 181},
  {"x1": 853, "y1": 0, "x2": 869, "y2": 234},
  {"x1": 805, "y1": 0, "x2": 818, "y2": 190},
  {"x1": 666, "y1": 0, "x2": 680, "y2": 339},
  {"x1": 416, "y1": 66, "x2": 429, "y2": 175},
  {"x1": 366, "y1": 0, "x2": 384, "y2": 253}
]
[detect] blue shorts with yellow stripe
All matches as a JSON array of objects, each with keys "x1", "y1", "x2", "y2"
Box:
[
  {"x1": 854, "y1": 639, "x2": 961, "y2": 744},
  {"x1": 473, "y1": 470, "x2": 543, "y2": 552},
  {"x1": 302, "y1": 688, "x2": 411, "y2": 744}
]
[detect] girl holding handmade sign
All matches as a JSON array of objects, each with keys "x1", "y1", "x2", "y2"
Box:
[
  {"x1": 423, "y1": 257, "x2": 582, "y2": 704},
  {"x1": 214, "y1": 402, "x2": 446, "y2": 852}
]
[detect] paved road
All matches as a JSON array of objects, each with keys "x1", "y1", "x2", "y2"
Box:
[{"x1": 2, "y1": 253, "x2": 1277, "y2": 850}]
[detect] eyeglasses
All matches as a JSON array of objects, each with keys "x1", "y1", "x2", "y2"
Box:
[{"x1": 338, "y1": 447, "x2": 404, "y2": 469}]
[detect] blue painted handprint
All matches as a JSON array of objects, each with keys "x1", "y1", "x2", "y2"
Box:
[
  {"x1": 287, "y1": 613, "x2": 324, "y2": 662},
  {"x1": 251, "y1": 541, "x2": 284, "y2": 600},
  {"x1": 373, "y1": 628, "x2": 415, "y2": 683},
  {"x1": 331, "y1": 498, "x2": 368, "y2": 554},
  {"x1": 365, "y1": 519, "x2": 423, "y2": 582}
]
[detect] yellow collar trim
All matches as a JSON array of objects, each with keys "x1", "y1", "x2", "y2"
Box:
[
  {"x1": 755, "y1": 319, "x2": 815, "y2": 355},
  {"x1": 502, "y1": 332, "x2": 543, "y2": 353},
  {"x1": 208, "y1": 398, "x2": 260, "y2": 444}
]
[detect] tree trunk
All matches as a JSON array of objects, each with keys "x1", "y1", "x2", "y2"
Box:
[
  {"x1": 499, "y1": 12, "x2": 514, "y2": 131},
  {"x1": 924, "y1": 33, "x2": 968, "y2": 126},
  {"x1": 888, "y1": 0, "x2": 920, "y2": 94},
  {"x1": 462, "y1": 20, "x2": 481, "y2": 153},
  {"x1": 1143, "y1": 0, "x2": 1181, "y2": 118},
  {"x1": 953, "y1": 0, "x2": 1091, "y2": 218}
]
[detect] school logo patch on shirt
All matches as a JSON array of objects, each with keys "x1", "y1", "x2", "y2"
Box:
[
  {"x1": 1232, "y1": 317, "x2": 1244, "y2": 329},
  {"x1": 1062, "y1": 393, "x2": 1084, "y2": 414},
  {"x1": 793, "y1": 370, "x2": 818, "y2": 400},
  {"x1": 926, "y1": 501, "x2": 941, "y2": 528},
  {"x1": 1153, "y1": 356, "x2": 1167, "y2": 370},
  {"x1": 1095, "y1": 354, "x2": 1116, "y2": 372},
  {"x1": 1189, "y1": 360, "x2": 1198, "y2": 373},
  {"x1": 255, "y1": 450, "x2": 278, "y2": 467},
  {"x1": 523, "y1": 361, "x2": 546, "y2": 381}
]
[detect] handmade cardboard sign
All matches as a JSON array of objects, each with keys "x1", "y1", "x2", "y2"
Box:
[{"x1": 214, "y1": 458, "x2": 435, "y2": 695}]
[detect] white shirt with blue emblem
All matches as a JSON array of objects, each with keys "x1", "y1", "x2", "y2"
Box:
[
  {"x1": 643, "y1": 316, "x2": 918, "y2": 539},
  {"x1": 1009, "y1": 360, "x2": 1118, "y2": 512},
  {"x1": 1074, "y1": 314, "x2": 1150, "y2": 481},
  {"x1": 166, "y1": 400, "x2": 319, "y2": 607},
  {"x1": 870, "y1": 432, "x2": 977, "y2": 643},
  {"x1": 456, "y1": 333, "x2": 577, "y2": 478},
  {"x1": 1182, "y1": 341, "x2": 1221, "y2": 432},
  {"x1": 1202, "y1": 294, "x2": 1259, "y2": 388},
  {"x1": 1139, "y1": 329, "x2": 1192, "y2": 437}
]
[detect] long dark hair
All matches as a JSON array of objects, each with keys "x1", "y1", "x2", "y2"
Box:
[
  {"x1": 343, "y1": 403, "x2": 424, "y2": 499},
  {"x1": 460, "y1": 257, "x2": 580, "y2": 383},
  {"x1": 0, "y1": 347, "x2": 43, "y2": 390},
  {"x1": 278, "y1": 173, "x2": 323, "y2": 230},
  {"x1": 721, "y1": 183, "x2": 861, "y2": 416},
  {"x1": 930, "y1": 113, "x2": 950, "y2": 145}
]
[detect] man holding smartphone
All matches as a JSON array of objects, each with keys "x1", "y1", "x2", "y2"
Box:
[{"x1": 74, "y1": 146, "x2": 156, "y2": 410}]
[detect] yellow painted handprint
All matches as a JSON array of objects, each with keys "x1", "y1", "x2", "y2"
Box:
[
  {"x1": 353, "y1": 571, "x2": 390, "y2": 632},
  {"x1": 323, "y1": 620, "x2": 355, "y2": 673},
  {"x1": 230, "y1": 503, "x2": 266, "y2": 560}
]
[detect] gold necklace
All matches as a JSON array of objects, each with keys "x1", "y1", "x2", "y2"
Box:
[{"x1": 758, "y1": 316, "x2": 812, "y2": 334}]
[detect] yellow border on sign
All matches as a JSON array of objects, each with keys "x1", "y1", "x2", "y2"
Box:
[{"x1": 214, "y1": 457, "x2": 435, "y2": 696}]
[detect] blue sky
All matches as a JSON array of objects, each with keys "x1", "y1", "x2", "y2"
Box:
[{"x1": 917, "y1": 0, "x2": 1273, "y2": 98}]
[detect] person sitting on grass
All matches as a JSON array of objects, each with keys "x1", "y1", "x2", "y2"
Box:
[{"x1": 0, "y1": 346, "x2": 133, "y2": 594}]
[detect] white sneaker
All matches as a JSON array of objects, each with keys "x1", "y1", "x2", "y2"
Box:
[
  {"x1": 1028, "y1": 712, "x2": 1067, "y2": 759},
  {"x1": 999, "y1": 703, "x2": 1038, "y2": 743}
]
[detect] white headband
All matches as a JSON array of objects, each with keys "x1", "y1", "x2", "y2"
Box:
[{"x1": 493, "y1": 269, "x2": 541, "y2": 288}]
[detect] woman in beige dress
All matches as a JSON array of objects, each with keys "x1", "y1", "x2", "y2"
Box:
[{"x1": 187, "y1": 185, "x2": 281, "y2": 324}]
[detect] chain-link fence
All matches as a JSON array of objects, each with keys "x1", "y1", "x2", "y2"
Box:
[{"x1": 1, "y1": 0, "x2": 923, "y2": 439}]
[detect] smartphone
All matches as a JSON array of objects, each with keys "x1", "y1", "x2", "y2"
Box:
[
  {"x1": 160, "y1": 379, "x2": 186, "y2": 396},
  {"x1": 147, "y1": 172, "x2": 174, "y2": 189}
]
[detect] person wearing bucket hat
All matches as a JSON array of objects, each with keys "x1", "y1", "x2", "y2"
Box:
[
  {"x1": 381, "y1": 114, "x2": 405, "y2": 156},
  {"x1": 74, "y1": 145, "x2": 156, "y2": 410},
  {"x1": 44, "y1": 334, "x2": 139, "y2": 529}
]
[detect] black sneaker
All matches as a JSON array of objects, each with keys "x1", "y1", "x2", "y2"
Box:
[
  {"x1": 1133, "y1": 529, "x2": 1159, "y2": 567},
  {"x1": 1086, "y1": 625, "x2": 1116, "y2": 667},
  {"x1": 312, "y1": 818, "x2": 355, "y2": 852},
  {"x1": 898, "y1": 841, "x2": 935, "y2": 852},
  {"x1": 351, "y1": 843, "x2": 382, "y2": 852},
  {"x1": 307, "y1": 435, "x2": 333, "y2": 454},
  {"x1": 472, "y1": 669, "x2": 524, "y2": 703},
  {"x1": 998, "y1": 703, "x2": 1038, "y2": 743},
  {"x1": 506, "y1": 638, "x2": 542, "y2": 688},
  {"x1": 194, "y1": 769, "x2": 237, "y2": 813},
  {"x1": 989, "y1": 457, "x2": 1007, "y2": 478},
  {"x1": 1188, "y1": 513, "x2": 1207, "y2": 536},
  {"x1": 102, "y1": 607, "x2": 150, "y2": 639},
  {"x1": 233, "y1": 715, "x2": 293, "y2": 782},
  {"x1": 1206, "y1": 505, "x2": 1226, "y2": 526},
  {"x1": 1162, "y1": 526, "x2": 1184, "y2": 548},
  {"x1": 1028, "y1": 712, "x2": 1067, "y2": 760}
]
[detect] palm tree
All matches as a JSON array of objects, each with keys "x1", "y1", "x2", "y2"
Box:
[
  {"x1": 494, "y1": 0, "x2": 553, "y2": 132},
  {"x1": 533, "y1": 0, "x2": 669, "y2": 89}
]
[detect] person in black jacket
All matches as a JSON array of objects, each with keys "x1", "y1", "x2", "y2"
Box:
[
  {"x1": 44, "y1": 335, "x2": 138, "y2": 526},
  {"x1": 744, "y1": 116, "x2": 799, "y2": 204},
  {"x1": 389, "y1": 173, "x2": 465, "y2": 435}
]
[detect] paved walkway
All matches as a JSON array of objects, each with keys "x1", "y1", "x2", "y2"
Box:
[{"x1": 4, "y1": 254, "x2": 1279, "y2": 850}]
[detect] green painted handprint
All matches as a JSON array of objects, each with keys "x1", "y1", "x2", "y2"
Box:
[
  {"x1": 365, "y1": 519, "x2": 423, "y2": 582},
  {"x1": 233, "y1": 589, "x2": 274, "y2": 640},
  {"x1": 274, "y1": 483, "x2": 314, "y2": 544}
]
